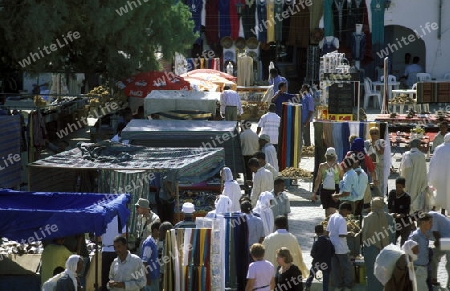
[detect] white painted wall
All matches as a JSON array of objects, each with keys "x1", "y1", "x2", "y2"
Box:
[{"x1": 383, "y1": 0, "x2": 450, "y2": 78}]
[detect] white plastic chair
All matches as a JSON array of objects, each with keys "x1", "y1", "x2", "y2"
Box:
[
  {"x1": 365, "y1": 77, "x2": 378, "y2": 93},
  {"x1": 416, "y1": 73, "x2": 432, "y2": 82},
  {"x1": 444, "y1": 72, "x2": 450, "y2": 80},
  {"x1": 363, "y1": 78, "x2": 381, "y2": 109},
  {"x1": 380, "y1": 75, "x2": 397, "y2": 83}
]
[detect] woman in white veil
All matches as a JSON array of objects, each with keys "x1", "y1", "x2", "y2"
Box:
[{"x1": 253, "y1": 191, "x2": 275, "y2": 236}]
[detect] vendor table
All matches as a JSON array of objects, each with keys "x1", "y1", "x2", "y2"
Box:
[
  {"x1": 389, "y1": 132, "x2": 436, "y2": 155},
  {"x1": 375, "y1": 114, "x2": 450, "y2": 126},
  {"x1": 143, "y1": 90, "x2": 220, "y2": 117},
  {"x1": 390, "y1": 89, "x2": 424, "y2": 113},
  {"x1": 237, "y1": 85, "x2": 272, "y2": 103}
]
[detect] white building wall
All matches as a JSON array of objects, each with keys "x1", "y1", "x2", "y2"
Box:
[{"x1": 384, "y1": 0, "x2": 450, "y2": 78}]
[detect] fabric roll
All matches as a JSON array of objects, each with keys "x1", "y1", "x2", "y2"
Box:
[
  {"x1": 349, "y1": 122, "x2": 360, "y2": 138},
  {"x1": 359, "y1": 122, "x2": 365, "y2": 139}
]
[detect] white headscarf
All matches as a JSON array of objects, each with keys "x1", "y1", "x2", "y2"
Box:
[
  {"x1": 221, "y1": 167, "x2": 234, "y2": 182},
  {"x1": 253, "y1": 191, "x2": 275, "y2": 236},
  {"x1": 444, "y1": 132, "x2": 450, "y2": 144},
  {"x1": 214, "y1": 195, "x2": 232, "y2": 214},
  {"x1": 65, "y1": 254, "x2": 81, "y2": 291},
  {"x1": 402, "y1": 240, "x2": 418, "y2": 291}
]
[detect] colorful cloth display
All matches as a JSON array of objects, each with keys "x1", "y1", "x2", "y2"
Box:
[{"x1": 278, "y1": 103, "x2": 302, "y2": 171}]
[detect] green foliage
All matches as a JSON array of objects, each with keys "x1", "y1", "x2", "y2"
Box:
[{"x1": 0, "y1": 0, "x2": 197, "y2": 79}]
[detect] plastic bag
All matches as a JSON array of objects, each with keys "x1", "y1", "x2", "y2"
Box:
[{"x1": 374, "y1": 243, "x2": 404, "y2": 285}]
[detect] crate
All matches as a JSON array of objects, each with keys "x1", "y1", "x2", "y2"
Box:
[{"x1": 328, "y1": 114, "x2": 353, "y2": 121}]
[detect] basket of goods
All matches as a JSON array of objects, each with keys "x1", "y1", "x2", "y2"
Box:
[
  {"x1": 302, "y1": 145, "x2": 315, "y2": 157},
  {"x1": 279, "y1": 167, "x2": 313, "y2": 179},
  {"x1": 34, "y1": 95, "x2": 48, "y2": 108}
]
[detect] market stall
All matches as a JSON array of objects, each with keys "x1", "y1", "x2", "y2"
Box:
[
  {"x1": 375, "y1": 113, "x2": 450, "y2": 132},
  {"x1": 143, "y1": 90, "x2": 220, "y2": 120},
  {"x1": 28, "y1": 142, "x2": 225, "y2": 227},
  {"x1": 0, "y1": 189, "x2": 130, "y2": 291},
  {"x1": 121, "y1": 119, "x2": 245, "y2": 178}
]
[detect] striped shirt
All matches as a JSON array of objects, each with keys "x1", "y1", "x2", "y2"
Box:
[{"x1": 258, "y1": 112, "x2": 281, "y2": 145}]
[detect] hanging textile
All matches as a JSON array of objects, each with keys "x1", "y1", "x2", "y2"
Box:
[
  {"x1": 310, "y1": 0, "x2": 324, "y2": 32},
  {"x1": 229, "y1": 0, "x2": 240, "y2": 39},
  {"x1": 242, "y1": 0, "x2": 257, "y2": 38},
  {"x1": 266, "y1": 0, "x2": 275, "y2": 42},
  {"x1": 282, "y1": 1, "x2": 293, "y2": 43},
  {"x1": 0, "y1": 115, "x2": 22, "y2": 188},
  {"x1": 313, "y1": 121, "x2": 391, "y2": 195},
  {"x1": 237, "y1": 55, "x2": 254, "y2": 86},
  {"x1": 274, "y1": 0, "x2": 283, "y2": 42},
  {"x1": 332, "y1": 0, "x2": 346, "y2": 43},
  {"x1": 98, "y1": 169, "x2": 150, "y2": 235},
  {"x1": 278, "y1": 103, "x2": 302, "y2": 171},
  {"x1": 224, "y1": 214, "x2": 249, "y2": 290},
  {"x1": 256, "y1": 0, "x2": 268, "y2": 43},
  {"x1": 219, "y1": 0, "x2": 231, "y2": 40},
  {"x1": 370, "y1": 0, "x2": 385, "y2": 67},
  {"x1": 323, "y1": 0, "x2": 335, "y2": 37},
  {"x1": 205, "y1": 0, "x2": 219, "y2": 45},
  {"x1": 186, "y1": 0, "x2": 203, "y2": 45},
  {"x1": 287, "y1": 3, "x2": 310, "y2": 47}
]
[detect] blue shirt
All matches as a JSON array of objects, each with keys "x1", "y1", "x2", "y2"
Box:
[
  {"x1": 245, "y1": 213, "x2": 265, "y2": 247},
  {"x1": 409, "y1": 229, "x2": 430, "y2": 266},
  {"x1": 269, "y1": 75, "x2": 287, "y2": 92},
  {"x1": 339, "y1": 169, "x2": 359, "y2": 201},
  {"x1": 429, "y1": 211, "x2": 450, "y2": 238},
  {"x1": 141, "y1": 236, "x2": 159, "y2": 280},
  {"x1": 301, "y1": 93, "x2": 315, "y2": 124},
  {"x1": 273, "y1": 91, "x2": 296, "y2": 116}
]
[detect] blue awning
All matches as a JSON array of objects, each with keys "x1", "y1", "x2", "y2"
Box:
[{"x1": 0, "y1": 189, "x2": 130, "y2": 243}]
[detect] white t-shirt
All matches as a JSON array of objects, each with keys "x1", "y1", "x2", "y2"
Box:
[
  {"x1": 246, "y1": 260, "x2": 274, "y2": 291},
  {"x1": 326, "y1": 213, "x2": 349, "y2": 254},
  {"x1": 102, "y1": 216, "x2": 126, "y2": 252}
]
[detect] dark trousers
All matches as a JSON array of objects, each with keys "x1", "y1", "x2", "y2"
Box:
[
  {"x1": 243, "y1": 155, "x2": 253, "y2": 181},
  {"x1": 303, "y1": 122, "x2": 311, "y2": 146},
  {"x1": 395, "y1": 224, "x2": 412, "y2": 246},
  {"x1": 157, "y1": 201, "x2": 175, "y2": 223},
  {"x1": 101, "y1": 251, "x2": 117, "y2": 291},
  {"x1": 306, "y1": 268, "x2": 329, "y2": 291}
]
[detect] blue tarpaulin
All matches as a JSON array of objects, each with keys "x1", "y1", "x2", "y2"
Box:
[{"x1": 0, "y1": 189, "x2": 130, "y2": 243}]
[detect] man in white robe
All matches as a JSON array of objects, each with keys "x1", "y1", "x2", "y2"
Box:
[
  {"x1": 399, "y1": 139, "x2": 429, "y2": 212},
  {"x1": 429, "y1": 133, "x2": 450, "y2": 213}
]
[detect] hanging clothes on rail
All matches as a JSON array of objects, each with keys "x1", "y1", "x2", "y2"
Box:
[
  {"x1": 205, "y1": 0, "x2": 220, "y2": 45},
  {"x1": 219, "y1": 0, "x2": 232, "y2": 40},
  {"x1": 242, "y1": 0, "x2": 257, "y2": 38}
]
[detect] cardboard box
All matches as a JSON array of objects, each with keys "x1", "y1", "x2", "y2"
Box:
[{"x1": 328, "y1": 114, "x2": 353, "y2": 121}]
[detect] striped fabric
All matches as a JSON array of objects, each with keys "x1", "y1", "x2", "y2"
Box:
[
  {"x1": 0, "y1": 115, "x2": 22, "y2": 188},
  {"x1": 278, "y1": 103, "x2": 303, "y2": 171}
]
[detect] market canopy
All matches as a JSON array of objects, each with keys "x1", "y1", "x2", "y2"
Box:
[
  {"x1": 0, "y1": 189, "x2": 130, "y2": 242},
  {"x1": 117, "y1": 71, "x2": 191, "y2": 98},
  {"x1": 29, "y1": 143, "x2": 225, "y2": 185}
]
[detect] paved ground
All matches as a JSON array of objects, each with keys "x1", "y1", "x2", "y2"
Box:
[
  {"x1": 50, "y1": 106, "x2": 449, "y2": 291},
  {"x1": 282, "y1": 107, "x2": 449, "y2": 291}
]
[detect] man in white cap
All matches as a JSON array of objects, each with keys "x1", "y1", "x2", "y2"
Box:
[
  {"x1": 135, "y1": 198, "x2": 160, "y2": 253},
  {"x1": 174, "y1": 202, "x2": 196, "y2": 229},
  {"x1": 259, "y1": 134, "x2": 279, "y2": 172}
]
